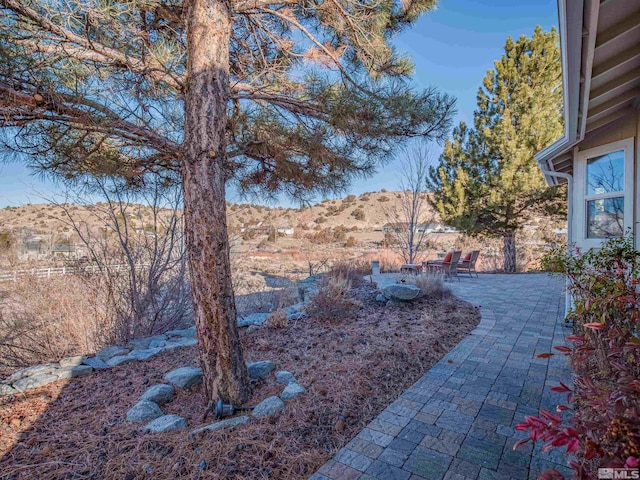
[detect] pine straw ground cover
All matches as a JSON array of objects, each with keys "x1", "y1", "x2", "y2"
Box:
[{"x1": 0, "y1": 285, "x2": 480, "y2": 480}]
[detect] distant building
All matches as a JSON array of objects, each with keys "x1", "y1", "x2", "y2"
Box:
[{"x1": 382, "y1": 222, "x2": 456, "y2": 234}]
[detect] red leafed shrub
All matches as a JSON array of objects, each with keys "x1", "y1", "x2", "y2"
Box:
[{"x1": 518, "y1": 237, "x2": 640, "y2": 479}]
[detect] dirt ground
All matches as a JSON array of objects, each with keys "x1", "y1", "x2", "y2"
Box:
[{"x1": 0, "y1": 285, "x2": 480, "y2": 480}]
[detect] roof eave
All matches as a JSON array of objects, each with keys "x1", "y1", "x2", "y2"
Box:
[{"x1": 536, "y1": 0, "x2": 585, "y2": 185}]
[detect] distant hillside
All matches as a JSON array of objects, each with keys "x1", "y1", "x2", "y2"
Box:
[
  {"x1": 0, "y1": 191, "x2": 432, "y2": 237},
  {"x1": 0, "y1": 190, "x2": 565, "y2": 270}
]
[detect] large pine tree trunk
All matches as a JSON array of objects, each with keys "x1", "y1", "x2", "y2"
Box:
[
  {"x1": 502, "y1": 232, "x2": 516, "y2": 273},
  {"x1": 182, "y1": 0, "x2": 250, "y2": 404}
]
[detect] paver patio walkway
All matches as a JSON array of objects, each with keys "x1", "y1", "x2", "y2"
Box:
[{"x1": 310, "y1": 273, "x2": 573, "y2": 480}]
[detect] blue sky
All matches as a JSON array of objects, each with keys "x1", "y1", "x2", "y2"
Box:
[{"x1": 0, "y1": 0, "x2": 559, "y2": 208}]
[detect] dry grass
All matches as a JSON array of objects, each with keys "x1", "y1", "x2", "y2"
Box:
[
  {"x1": 406, "y1": 271, "x2": 449, "y2": 302},
  {"x1": 0, "y1": 275, "x2": 109, "y2": 378},
  {"x1": 0, "y1": 286, "x2": 480, "y2": 480},
  {"x1": 0, "y1": 270, "x2": 191, "y2": 378},
  {"x1": 265, "y1": 309, "x2": 289, "y2": 329},
  {"x1": 304, "y1": 275, "x2": 362, "y2": 324},
  {"x1": 327, "y1": 259, "x2": 370, "y2": 287}
]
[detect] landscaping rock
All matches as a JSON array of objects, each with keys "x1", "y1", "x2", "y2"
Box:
[
  {"x1": 148, "y1": 339, "x2": 167, "y2": 349},
  {"x1": 275, "y1": 371, "x2": 296, "y2": 385},
  {"x1": 126, "y1": 400, "x2": 163, "y2": 422},
  {"x1": 12, "y1": 373, "x2": 58, "y2": 391},
  {"x1": 54, "y1": 365, "x2": 93, "y2": 379},
  {"x1": 164, "y1": 337, "x2": 198, "y2": 349},
  {"x1": 285, "y1": 304, "x2": 307, "y2": 321},
  {"x1": 82, "y1": 356, "x2": 110, "y2": 370},
  {"x1": 189, "y1": 416, "x2": 250, "y2": 438},
  {"x1": 287, "y1": 312, "x2": 305, "y2": 321},
  {"x1": 0, "y1": 384, "x2": 17, "y2": 396},
  {"x1": 59, "y1": 355, "x2": 84, "y2": 368},
  {"x1": 252, "y1": 396, "x2": 285, "y2": 418},
  {"x1": 4, "y1": 363, "x2": 58, "y2": 383},
  {"x1": 128, "y1": 348, "x2": 163, "y2": 361},
  {"x1": 237, "y1": 313, "x2": 269, "y2": 328},
  {"x1": 165, "y1": 327, "x2": 196, "y2": 338},
  {"x1": 381, "y1": 284, "x2": 421, "y2": 301},
  {"x1": 375, "y1": 293, "x2": 388, "y2": 303},
  {"x1": 164, "y1": 366, "x2": 203, "y2": 389},
  {"x1": 247, "y1": 360, "x2": 275, "y2": 380},
  {"x1": 386, "y1": 299, "x2": 405, "y2": 308},
  {"x1": 281, "y1": 382, "x2": 306, "y2": 400},
  {"x1": 141, "y1": 384, "x2": 174, "y2": 405},
  {"x1": 297, "y1": 276, "x2": 318, "y2": 302},
  {"x1": 128, "y1": 335, "x2": 166, "y2": 350},
  {"x1": 96, "y1": 346, "x2": 129, "y2": 361},
  {"x1": 144, "y1": 414, "x2": 186, "y2": 432},
  {"x1": 107, "y1": 355, "x2": 137, "y2": 367}
]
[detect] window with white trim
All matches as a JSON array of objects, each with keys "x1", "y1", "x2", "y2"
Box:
[
  {"x1": 574, "y1": 138, "x2": 634, "y2": 248},
  {"x1": 585, "y1": 150, "x2": 625, "y2": 238}
]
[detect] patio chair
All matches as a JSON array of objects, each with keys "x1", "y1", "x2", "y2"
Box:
[
  {"x1": 400, "y1": 263, "x2": 422, "y2": 275},
  {"x1": 458, "y1": 250, "x2": 480, "y2": 278},
  {"x1": 423, "y1": 250, "x2": 462, "y2": 281}
]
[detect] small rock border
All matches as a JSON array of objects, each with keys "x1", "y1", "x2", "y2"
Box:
[
  {"x1": 0, "y1": 327, "x2": 197, "y2": 396},
  {"x1": 126, "y1": 362, "x2": 307, "y2": 435},
  {"x1": 1, "y1": 276, "x2": 320, "y2": 397}
]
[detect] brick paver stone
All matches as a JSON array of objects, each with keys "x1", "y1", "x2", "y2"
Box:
[{"x1": 310, "y1": 274, "x2": 572, "y2": 479}]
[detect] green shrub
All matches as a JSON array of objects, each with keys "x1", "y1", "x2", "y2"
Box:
[{"x1": 517, "y1": 236, "x2": 640, "y2": 477}]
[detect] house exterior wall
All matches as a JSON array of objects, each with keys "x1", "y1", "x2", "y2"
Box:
[{"x1": 570, "y1": 110, "x2": 640, "y2": 251}]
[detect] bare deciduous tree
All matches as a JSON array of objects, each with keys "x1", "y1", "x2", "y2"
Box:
[
  {"x1": 56, "y1": 176, "x2": 190, "y2": 342},
  {"x1": 383, "y1": 146, "x2": 435, "y2": 264}
]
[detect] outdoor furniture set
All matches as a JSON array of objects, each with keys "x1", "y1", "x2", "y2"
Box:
[{"x1": 400, "y1": 250, "x2": 480, "y2": 281}]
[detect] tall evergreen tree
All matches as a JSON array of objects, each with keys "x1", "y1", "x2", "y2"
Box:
[
  {"x1": 427, "y1": 26, "x2": 564, "y2": 272},
  {"x1": 0, "y1": 0, "x2": 455, "y2": 403}
]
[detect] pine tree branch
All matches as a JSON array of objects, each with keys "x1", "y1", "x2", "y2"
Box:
[
  {"x1": 0, "y1": 0, "x2": 185, "y2": 90},
  {"x1": 0, "y1": 81, "x2": 180, "y2": 155}
]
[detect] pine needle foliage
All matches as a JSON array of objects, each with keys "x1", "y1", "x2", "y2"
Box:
[
  {"x1": 0, "y1": 0, "x2": 456, "y2": 199},
  {"x1": 427, "y1": 26, "x2": 565, "y2": 272}
]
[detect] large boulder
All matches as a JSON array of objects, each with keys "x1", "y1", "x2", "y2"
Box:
[
  {"x1": 54, "y1": 365, "x2": 93, "y2": 379},
  {"x1": 247, "y1": 361, "x2": 275, "y2": 380},
  {"x1": 237, "y1": 313, "x2": 270, "y2": 328},
  {"x1": 126, "y1": 400, "x2": 163, "y2": 422},
  {"x1": 96, "y1": 346, "x2": 130, "y2": 361},
  {"x1": 189, "y1": 416, "x2": 250, "y2": 438},
  {"x1": 141, "y1": 384, "x2": 174, "y2": 405},
  {"x1": 13, "y1": 373, "x2": 58, "y2": 391},
  {"x1": 144, "y1": 414, "x2": 186, "y2": 432},
  {"x1": 252, "y1": 396, "x2": 285, "y2": 418},
  {"x1": 164, "y1": 366, "x2": 203, "y2": 389},
  {"x1": 281, "y1": 383, "x2": 306, "y2": 400},
  {"x1": 381, "y1": 284, "x2": 421, "y2": 301}
]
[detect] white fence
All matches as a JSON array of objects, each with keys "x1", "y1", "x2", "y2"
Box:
[{"x1": 0, "y1": 264, "x2": 134, "y2": 283}]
